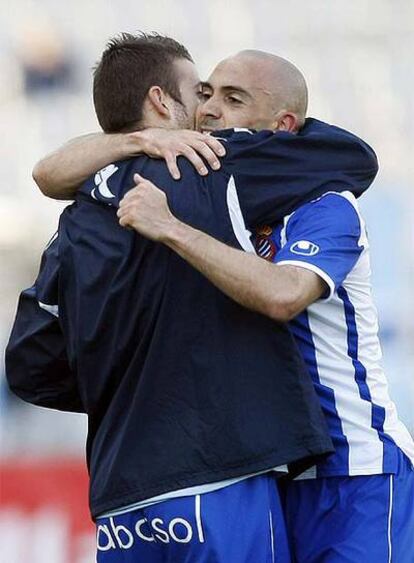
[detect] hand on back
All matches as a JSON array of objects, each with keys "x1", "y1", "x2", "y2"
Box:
[{"x1": 128, "y1": 128, "x2": 226, "y2": 180}]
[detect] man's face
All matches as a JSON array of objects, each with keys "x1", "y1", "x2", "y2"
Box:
[
  {"x1": 196, "y1": 57, "x2": 277, "y2": 132},
  {"x1": 169, "y1": 59, "x2": 203, "y2": 130}
]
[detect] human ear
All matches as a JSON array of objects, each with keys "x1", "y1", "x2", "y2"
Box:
[
  {"x1": 272, "y1": 111, "x2": 299, "y2": 133},
  {"x1": 147, "y1": 86, "x2": 171, "y2": 118}
]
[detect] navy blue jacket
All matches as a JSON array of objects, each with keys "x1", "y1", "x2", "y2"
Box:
[{"x1": 6, "y1": 120, "x2": 378, "y2": 518}]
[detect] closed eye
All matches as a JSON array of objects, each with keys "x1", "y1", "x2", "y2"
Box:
[
  {"x1": 226, "y1": 96, "x2": 243, "y2": 105},
  {"x1": 198, "y1": 91, "x2": 212, "y2": 102}
]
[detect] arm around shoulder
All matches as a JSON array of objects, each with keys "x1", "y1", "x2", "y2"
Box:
[{"x1": 33, "y1": 132, "x2": 136, "y2": 200}]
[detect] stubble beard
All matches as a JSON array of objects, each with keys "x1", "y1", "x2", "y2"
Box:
[{"x1": 173, "y1": 101, "x2": 195, "y2": 130}]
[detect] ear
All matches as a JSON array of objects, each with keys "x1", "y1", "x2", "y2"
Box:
[
  {"x1": 146, "y1": 86, "x2": 171, "y2": 118},
  {"x1": 272, "y1": 111, "x2": 300, "y2": 133}
]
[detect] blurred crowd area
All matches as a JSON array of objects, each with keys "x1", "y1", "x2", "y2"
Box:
[{"x1": 1, "y1": 0, "x2": 414, "y2": 458}]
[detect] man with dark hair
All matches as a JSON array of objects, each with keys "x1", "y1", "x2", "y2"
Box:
[
  {"x1": 93, "y1": 33, "x2": 196, "y2": 132},
  {"x1": 7, "y1": 33, "x2": 382, "y2": 562}
]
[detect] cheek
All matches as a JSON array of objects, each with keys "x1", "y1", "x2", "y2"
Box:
[
  {"x1": 189, "y1": 97, "x2": 202, "y2": 119},
  {"x1": 195, "y1": 105, "x2": 204, "y2": 126},
  {"x1": 222, "y1": 107, "x2": 252, "y2": 129}
]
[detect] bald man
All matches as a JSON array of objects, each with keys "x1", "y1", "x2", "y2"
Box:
[
  {"x1": 198, "y1": 50, "x2": 308, "y2": 133},
  {"x1": 33, "y1": 48, "x2": 414, "y2": 562}
]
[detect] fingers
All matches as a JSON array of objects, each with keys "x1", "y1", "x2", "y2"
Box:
[
  {"x1": 117, "y1": 203, "x2": 131, "y2": 228},
  {"x1": 122, "y1": 186, "x2": 140, "y2": 202},
  {"x1": 159, "y1": 131, "x2": 226, "y2": 179},
  {"x1": 117, "y1": 197, "x2": 131, "y2": 218},
  {"x1": 117, "y1": 196, "x2": 140, "y2": 229},
  {"x1": 178, "y1": 134, "x2": 226, "y2": 175},
  {"x1": 119, "y1": 174, "x2": 163, "y2": 210},
  {"x1": 200, "y1": 134, "x2": 226, "y2": 157},
  {"x1": 133, "y1": 173, "x2": 145, "y2": 183},
  {"x1": 120, "y1": 176, "x2": 145, "y2": 206},
  {"x1": 118, "y1": 213, "x2": 131, "y2": 228},
  {"x1": 131, "y1": 131, "x2": 227, "y2": 180},
  {"x1": 117, "y1": 176, "x2": 146, "y2": 228},
  {"x1": 164, "y1": 153, "x2": 181, "y2": 180},
  {"x1": 122, "y1": 175, "x2": 150, "y2": 200},
  {"x1": 179, "y1": 145, "x2": 208, "y2": 176},
  {"x1": 191, "y1": 141, "x2": 221, "y2": 172}
]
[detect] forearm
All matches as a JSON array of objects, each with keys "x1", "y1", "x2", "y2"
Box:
[
  {"x1": 163, "y1": 221, "x2": 305, "y2": 322},
  {"x1": 33, "y1": 132, "x2": 137, "y2": 200},
  {"x1": 118, "y1": 176, "x2": 326, "y2": 319}
]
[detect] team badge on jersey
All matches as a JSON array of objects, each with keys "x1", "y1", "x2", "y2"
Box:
[{"x1": 255, "y1": 226, "x2": 277, "y2": 261}]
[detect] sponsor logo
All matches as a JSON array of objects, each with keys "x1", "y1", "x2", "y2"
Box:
[
  {"x1": 97, "y1": 501, "x2": 205, "y2": 551},
  {"x1": 290, "y1": 240, "x2": 319, "y2": 256},
  {"x1": 91, "y1": 164, "x2": 118, "y2": 201}
]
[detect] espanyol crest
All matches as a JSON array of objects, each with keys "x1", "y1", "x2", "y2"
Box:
[
  {"x1": 255, "y1": 226, "x2": 276, "y2": 261},
  {"x1": 91, "y1": 164, "x2": 118, "y2": 201},
  {"x1": 290, "y1": 240, "x2": 319, "y2": 256}
]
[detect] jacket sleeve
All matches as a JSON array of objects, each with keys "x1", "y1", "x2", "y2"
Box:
[
  {"x1": 5, "y1": 237, "x2": 85, "y2": 413},
  {"x1": 221, "y1": 118, "x2": 379, "y2": 228}
]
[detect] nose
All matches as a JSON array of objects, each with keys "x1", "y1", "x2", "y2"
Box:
[{"x1": 199, "y1": 96, "x2": 221, "y2": 120}]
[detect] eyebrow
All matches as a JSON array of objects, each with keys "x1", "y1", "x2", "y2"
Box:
[{"x1": 201, "y1": 81, "x2": 253, "y2": 99}]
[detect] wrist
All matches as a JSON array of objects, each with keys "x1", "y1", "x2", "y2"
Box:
[
  {"x1": 162, "y1": 217, "x2": 196, "y2": 250},
  {"x1": 123, "y1": 131, "x2": 147, "y2": 157}
]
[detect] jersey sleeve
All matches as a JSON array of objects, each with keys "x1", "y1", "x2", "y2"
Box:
[
  {"x1": 274, "y1": 192, "x2": 365, "y2": 300},
  {"x1": 220, "y1": 119, "x2": 378, "y2": 229},
  {"x1": 5, "y1": 236, "x2": 84, "y2": 413}
]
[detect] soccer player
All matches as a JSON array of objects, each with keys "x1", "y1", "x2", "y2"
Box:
[
  {"x1": 6, "y1": 33, "x2": 377, "y2": 562},
  {"x1": 32, "y1": 47, "x2": 414, "y2": 561}
]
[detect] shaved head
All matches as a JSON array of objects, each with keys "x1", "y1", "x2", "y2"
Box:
[
  {"x1": 233, "y1": 50, "x2": 308, "y2": 124},
  {"x1": 197, "y1": 49, "x2": 308, "y2": 133}
]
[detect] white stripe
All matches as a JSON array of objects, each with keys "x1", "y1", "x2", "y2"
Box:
[
  {"x1": 279, "y1": 212, "x2": 293, "y2": 248},
  {"x1": 307, "y1": 292, "x2": 384, "y2": 474},
  {"x1": 269, "y1": 509, "x2": 275, "y2": 562},
  {"x1": 226, "y1": 175, "x2": 255, "y2": 253},
  {"x1": 347, "y1": 254, "x2": 414, "y2": 467},
  {"x1": 294, "y1": 464, "x2": 317, "y2": 480},
  {"x1": 336, "y1": 191, "x2": 368, "y2": 248},
  {"x1": 387, "y1": 475, "x2": 394, "y2": 563},
  {"x1": 38, "y1": 301, "x2": 59, "y2": 318},
  {"x1": 45, "y1": 231, "x2": 58, "y2": 250},
  {"x1": 343, "y1": 248, "x2": 414, "y2": 467},
  {"x1": 195, "y1": 495, "x2": 205, "y2": 543},
  {"x1": 100, "y1": 466, "x2": 288, "y2": 517}
]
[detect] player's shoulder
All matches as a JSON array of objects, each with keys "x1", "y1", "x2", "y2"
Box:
[
  {"x1": 215, "y1": 127, "x2": 286, "y2": 146},
  {"x1": 285, "y1": 191, "x2": 363, "y2": 237},
  {"x1": 79, "y1": 155, "x2": 175, "y2": 208},
  {"x1": 298, "y1": 190, "x2": 360, "y2": 214},
  {"x1": 213, "y1": 127, "x2": 258, "y2": 141},
  {"x1": 214, "y1": 128, "x2": 288, "y2": 158},
  {"x1": 215, "y1": 128, "x2": 292, "y2": 175}
]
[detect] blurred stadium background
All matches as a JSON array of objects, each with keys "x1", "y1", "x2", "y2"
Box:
[{"x1": 1, "y1": 0, "x2": 413, "y2": 560}]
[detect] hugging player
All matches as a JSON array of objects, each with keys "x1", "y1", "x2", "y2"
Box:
[{"x1": 8, "y1": 33, "x2": 414, "y2": 562}]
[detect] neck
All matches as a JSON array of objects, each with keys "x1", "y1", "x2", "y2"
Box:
[{"x1": 141, "y1": 101, "x2": 174, "y2": 130}]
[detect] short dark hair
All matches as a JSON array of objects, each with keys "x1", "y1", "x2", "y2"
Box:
[{"x1": 93, "y1": 32, "x2": 193, "y2": 133}]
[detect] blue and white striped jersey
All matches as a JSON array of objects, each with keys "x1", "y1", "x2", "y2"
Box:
[{"x1": 255, "y1": 191, "x2": 414, "y2": 478}]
